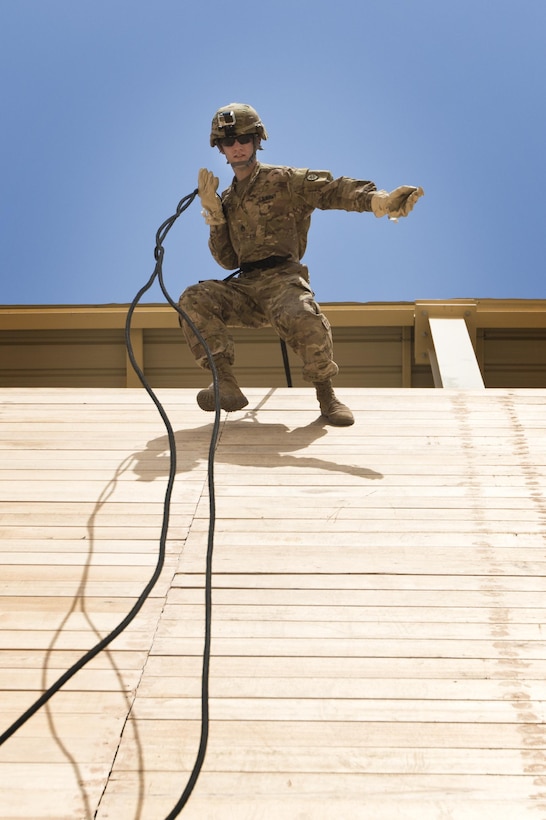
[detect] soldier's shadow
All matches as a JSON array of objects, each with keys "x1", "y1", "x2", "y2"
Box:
[{"x1": 133, "y1": 415, "x2": 383, "y2": 482}]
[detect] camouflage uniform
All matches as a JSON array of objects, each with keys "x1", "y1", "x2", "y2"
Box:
[{"x1": 179, "y1": 161, "x2": 377, "y2": 382}]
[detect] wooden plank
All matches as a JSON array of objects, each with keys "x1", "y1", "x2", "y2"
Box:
[
  {"x1": 193, "y1": 483, "x2": 546, "y2": 498},
  {"x1": 2, "y1": 386, "x2": 546, "y2": 820},
  {"x1": 0, "y1": 551, "x2": 181, "y2": 566},
  {"x1": 2, "y1": 690, "x2": 134, "y2": 715},
  {"x1": 171, "y1": 572, "x2": 546, "y2": 592},
  {"x1": 0, "y1": 649, "x2": 148, "y2": 669},
  {"x1": 94, "y1": 793, "x2": 546, "y2": 820},
  {"x1": 169, "y1": 589, "x2": 546, "y2": 610},
  {"x1": 0, "y1": 629, "x2": 159, "y2": 652},
  {"x1": 0, "y1": 534, "x2": 190, "y2": 550},
  {"x1": 102, "y1": 716, "x2": 546, "y2": 752},
  {"x1": 0, "y1": 596, "x2": 163, "y2": 629},
  {"x1": 0, "y1": 667, "x2": 141, "y2": 692},
  {"x1": 0, "y1": 481, "x2": 203, "y2": 503},
  {"x1": 0, "y1": 563, "x2": 176, "y2": 581},
  {"x1": 134, "y1": 673, "x2": 546, "y2": 702},
  {"x1": 152, "y1": 617, "x2": 545, "y2": 641},
  {"x1": 94, "y1": 770, "x2": 546, "y2": 797},
  {"x1": 113, "y1": 743, "x2": 538, "y2": 776},
  {"x1": 5, "y1": 470, "x2": 545, "y2": 490},
  {"x1": 0, "y1": 501, "x2": 200, "y2": 517},
  {"x1": 3, "y1": 452, "x2": 546, "y2": 471},
  {"x1": 0, "y1": 581, "x2": 173, "y2": 596},
  {"x1": 149, "y1": 636, "x2": 546, "y2": 661},
  {"x1": 139, "y1": 654, "x2": 546, "y2": 681},
  {"x1": 174, "y1": 548, "x2": 546, "y2": 576},
  {"x1": 158, "y1": 602, "x2": 546, "y2": 624}
]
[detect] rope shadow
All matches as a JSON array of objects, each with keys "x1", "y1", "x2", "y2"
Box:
[{"x1": 40, "y1": 454, "x2": 147, "y2": 819}]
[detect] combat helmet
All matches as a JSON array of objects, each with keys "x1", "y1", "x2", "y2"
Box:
[{"x1": 209, "y1": 103, "x2": 268, "y2": 147}]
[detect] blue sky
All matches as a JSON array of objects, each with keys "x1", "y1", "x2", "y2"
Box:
[{"x1": 2, "y1": 1, "x2": 545, "y2": 306}]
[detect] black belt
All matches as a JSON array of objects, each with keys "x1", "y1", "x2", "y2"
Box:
[
  {"x1": 224, "y1": 255, "x2": 290, "y2": 281},
  {"x1": 239, "y1": 255, "x2": 289, "y2": 273}
]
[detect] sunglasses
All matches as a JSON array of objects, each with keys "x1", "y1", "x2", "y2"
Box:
[{"x1": 220, "y1": 134, "x2": 255, "y2": 147}]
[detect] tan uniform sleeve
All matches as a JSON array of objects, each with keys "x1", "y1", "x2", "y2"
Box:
[
  {"x1": 207, "y1": 221, "x2": 239, "y2": 270},
  {"x1": 292, "y1": 168, "x2": 377, "y2": 212}
]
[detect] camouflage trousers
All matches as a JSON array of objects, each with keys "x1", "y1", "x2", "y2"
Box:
[{"x1": 178, "y1": 265, "x2": 339, "y2": 383}]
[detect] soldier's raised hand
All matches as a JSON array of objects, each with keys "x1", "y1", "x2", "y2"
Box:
[{"x1": 198, "y1": 168, "x2": 225, "y2": 225}]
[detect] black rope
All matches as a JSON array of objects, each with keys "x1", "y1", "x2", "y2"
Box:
[
  {"x1": 0, "y1": 187, "x2": 219, "y2": 818},
  {"x1": 279, "y1": 338, "x2": 293, "y2": 387},
  {"x1": 151, "y1": 192, "x2": 221, "y2": 818}
]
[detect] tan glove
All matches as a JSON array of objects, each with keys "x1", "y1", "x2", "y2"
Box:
[
  {"x1": 370, "y1": 190, "x2": 391, "y2": 218},
  {"x1": 371, "y1": 186, "x2": 424, "y2": 218},
  {"x1": 198, "y1": 168, "x2": 225, "y2": 226}
]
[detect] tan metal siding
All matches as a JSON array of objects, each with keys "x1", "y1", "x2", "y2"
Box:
[
  {"x1": 1, "y1": 301, "x2": 545, "y2": 389},
  {"x1": 482, "y1": 329, "x2": 546, "y2": 388}
]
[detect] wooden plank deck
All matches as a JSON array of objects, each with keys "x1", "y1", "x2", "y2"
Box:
[{"x1": 1, "y1": 386, "x2": 546, "y2": 819}]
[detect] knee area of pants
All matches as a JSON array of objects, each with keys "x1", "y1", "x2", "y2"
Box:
[{"x1": 179, "y1": 283, "x2": 201, "y2": 303}]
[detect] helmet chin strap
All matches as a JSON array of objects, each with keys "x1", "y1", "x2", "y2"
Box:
[{"x1": 229, "y1": 150, "x2": 257, "y2": 169}]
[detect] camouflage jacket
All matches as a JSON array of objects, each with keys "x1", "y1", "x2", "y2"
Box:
[{"x1": 208, "y1": 162, "x2": 377, "y2": 270}]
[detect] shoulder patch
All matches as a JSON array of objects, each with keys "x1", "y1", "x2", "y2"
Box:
[{"x1": 303, "y1": 170, "x2": 333, "y2": 184}]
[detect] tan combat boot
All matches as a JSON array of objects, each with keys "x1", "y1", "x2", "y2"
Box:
[
  {"x1": 314, "y1": 379, "x2": 354, "y2": 426},
  {"x1": 196, "y1": 355, "x2": 249, "y2": 412}
]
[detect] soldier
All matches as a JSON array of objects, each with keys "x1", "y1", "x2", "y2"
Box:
[{"x1": 179, "y1": 102, "x2": 423, "y2": 426}]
